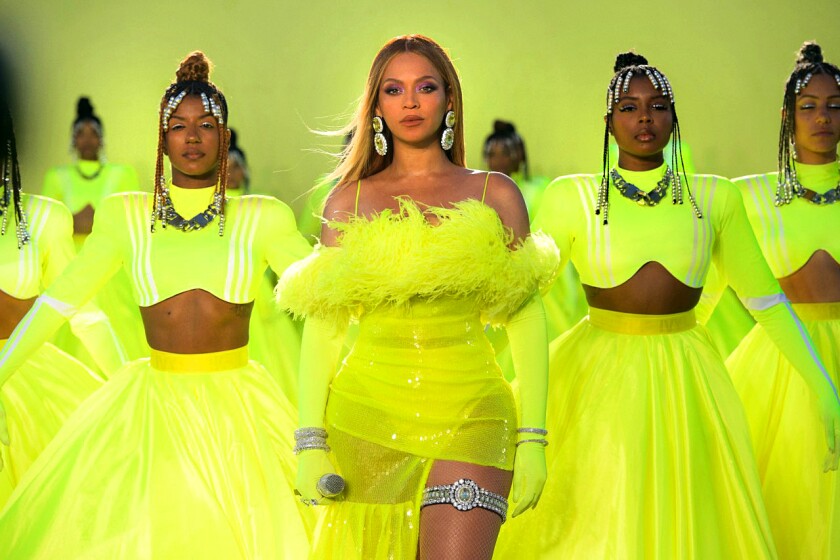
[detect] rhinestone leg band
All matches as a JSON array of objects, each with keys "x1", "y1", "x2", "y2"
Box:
[{"x1": 421, "y1": 478, "x2": 508, "y2": 523}]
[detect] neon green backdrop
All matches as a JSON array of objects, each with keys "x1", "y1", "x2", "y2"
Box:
[{"x1": 1, "y1": 0, "x2": 837, "y2": 211}]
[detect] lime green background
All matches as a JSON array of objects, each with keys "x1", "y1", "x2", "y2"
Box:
[{"x1": 1, "y1": 0, "x2": 837, "y2": 210}]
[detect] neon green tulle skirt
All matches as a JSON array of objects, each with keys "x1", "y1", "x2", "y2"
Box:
[
  {"x1": 312, "y1": 299, "x2": 516, "y2": 559},
  {"x1": 495, "y1": 308, "x2": 775, "y2": 559},
  {"x1": 0, "y1": 347, "x2": 314, "y2": 559},
  {"x1": 0, "y1": 340, "x2": 103, "y2": 508},
  {"x1": 727, "y1": 302, "x2": 840, "y2": 559}
]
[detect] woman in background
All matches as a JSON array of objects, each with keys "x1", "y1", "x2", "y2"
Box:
[{"x1": 728, "y1": 41, "x2": 840, "y2": 559}]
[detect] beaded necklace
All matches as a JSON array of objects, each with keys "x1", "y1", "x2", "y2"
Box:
[
  {"x1": 74, "y1": 162, "x2": 104, "y2": 181},
  {"x1": 779, "y1": 166, "x2": 840, "y2": 205}
]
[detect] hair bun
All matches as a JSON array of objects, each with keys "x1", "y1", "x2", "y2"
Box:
[
  {"x1": 176, "y1": 51, "x2": 211, "y2": 83},
  {"x1": 229, "y1": 128, "x2": 240, "y2": 150},
  {"x1": 76, "y1": 97, "x2": 95, "y2": 119},
  {"x1": 493, "y1": 120, "x2": 516, "y2": 134},
  {"x1": 614, "y1": 52, "x2": 648, "y2": 73},
  {"x1": 796, "y1": 41, "x2": 823, "y2": 65}
]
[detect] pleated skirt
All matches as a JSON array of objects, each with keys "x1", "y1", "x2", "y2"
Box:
[
  {"x1": 0, "y1": 347, "x2": 315, "y2": 559},
  {"x1": 495, "y1": 308, "x2": 775, "y2": 559},
  {"x1": 727, "y1": 302, "x2": 840, "y2": 559},
  {"x1": 0, "y1": 340, "x2": 103, "y2": 508}
]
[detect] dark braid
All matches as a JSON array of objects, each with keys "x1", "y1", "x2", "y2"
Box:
[
  {"x1": 0, "y1": 103, "x2": 29, "y2": 248},
  {"x1": 483, "y1": 120, "x2": 529, "y2": 179},
  {"x1": 152, "y1": 51, "x2": 230, "y2": 234},
  {"x1": 776, "y1": 41, "x2": 840, "y2": 205},
  {"x1": 598, "y1": 51, "x2": 701, "y2": 225}
]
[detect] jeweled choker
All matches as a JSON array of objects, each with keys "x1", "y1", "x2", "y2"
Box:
[
  {"x1": 157, "y1": 185, "x2": 224, "y2": 233},
  {"x1": 610, "y1": 166, "x2": 673, "y2": 206}
]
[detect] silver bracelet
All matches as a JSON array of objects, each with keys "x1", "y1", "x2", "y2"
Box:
[
  {"x1": 294, "y1": 427, "x2": 328, "y2": 440},
  {"x1": 293, "y1": 440, "x2": 331, "y2": 455},
  {"x1": 516, "y1": 427, "x2": 548, "y2": 436},
  {"x1": 515, "y1": 438, "x2": 548, "y2": 447},
  {"x1": 421, "y1": 478, "x2": 508, "y2": 523}
]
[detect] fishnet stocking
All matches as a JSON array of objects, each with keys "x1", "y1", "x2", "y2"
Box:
[{"x1": 418, "y1": 460, "x2": 512, "y2": 560}]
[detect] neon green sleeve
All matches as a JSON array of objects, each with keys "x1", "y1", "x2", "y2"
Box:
[
  {"x1": 40, "y1": 168, "x2": 64, "y2": 202},
  {"x1": 506, "y1": 293, "x2": 549, "y2": 516},
  {"x1": 0, "y1": 195, "x2": 125, "y2": 385},
  {"x1": 714, "y1": 181, "x2": 840, "y2": 465},
  {"x1": 262, "y1": 197, "x2": 314, "y2": 277},
  {"x1": 531, "y1": 178, "x2": 574, "y2": 275}
]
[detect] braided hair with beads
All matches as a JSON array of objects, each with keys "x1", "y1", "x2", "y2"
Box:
[
  {"x1": 776, "y1": 41, "x2": 840, "y2": 206},
  {"x1": 151, "y1": 51, "x2": 230, "y2": 235},
  {"x1": 0, "y1": 102, "x2": 29, "y2": 248},
  {"x1": 597, "y1": 52, "x2": 700, "y2": 225}
]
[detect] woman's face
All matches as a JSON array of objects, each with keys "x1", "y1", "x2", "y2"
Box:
[
  {"x1": 73, "y1": 122, "x2": 101, "y2": 161},
  {"x1": 165, "y1": 94, "x2": 221, "y2": 188},
  {"x1": 376, "y1": 52, "x2": 450, "y2": 150},
  {"x1": 794, "y1": 73, "x2": 840, "y2": 165},
  {"x1": 609, "y1": 75, "x2": 673, "y2": 171},
  {"x1": 485, "y1": 141, "x2": 522, "y2": 176}
]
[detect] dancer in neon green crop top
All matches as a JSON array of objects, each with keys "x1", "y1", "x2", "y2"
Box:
[
  {"x1": 277, "y1": 35, "x2": 557, "y2": 560},
  {"x1": 496, "y1": 51, "x2": 840, "y2": 560},
  {"x1": 0, "y1": 100, "x2": 123, "y2": 508},
  {"x1": 727, "y1": 41, "x2": 840, "y2": 560},
  {"x1": 0, "y1": 52, "x2": 314, "y2": 559},
  {"x1": 42, "y1": 96, "x2": 148, "y2": 364}
]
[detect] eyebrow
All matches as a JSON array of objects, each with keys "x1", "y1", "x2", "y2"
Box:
[
  {"x1": 798, "y1": 94, "x2": 840, "y2": 99},
  {"x1": 168, "y1": 112, "x2": 214, "y2": 120},
  {"x1": 382, "y1": 75, "x2": 440, "y2": 84}
]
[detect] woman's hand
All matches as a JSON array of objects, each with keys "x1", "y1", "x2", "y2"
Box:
[
  {"x1": 296, "y1": 449, "x2": 341, "y2": 505},
  {"x1": 820, "y1": 395, "x2": 840, "y2": 472},
  {"x1": 510, "y1": 442, "x2": 546, "y2": 517}
]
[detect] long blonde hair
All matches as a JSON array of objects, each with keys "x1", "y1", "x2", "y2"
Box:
[{"x1": 329, "y1": 35, "x2": 466, "y2": 187}]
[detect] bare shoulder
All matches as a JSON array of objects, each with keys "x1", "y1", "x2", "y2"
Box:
[
  {"x1": 321, "y1": 181, "x2": 359, "y2": 223},
  {"x1": 471, "y1": 170, "x2": 529, "y2": 241}
]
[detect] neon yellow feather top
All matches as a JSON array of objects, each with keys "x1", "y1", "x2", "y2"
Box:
[{"x1": 277, "y1": 197, "x2": 559, "y2": 328}]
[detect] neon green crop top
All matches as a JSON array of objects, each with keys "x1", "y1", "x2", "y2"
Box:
[
  {"x1": 41, "y1": 161, "x2": 139, "y2": 214},
  {"x1": 44, "y1": 182, "x2": 312, "y2": 309},
  {"x1": 0, "y1": 194, "x2": 75, "y2": 299},
  {"x1": 734, "y1": 162, "x2": 840, "y2": 278},
  {"x1": 533, "y1": 163, "x2": 780, "y2": 301}
]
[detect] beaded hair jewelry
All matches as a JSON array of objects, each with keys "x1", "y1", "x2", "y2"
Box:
[
  {"x1": 1, "y1": 108, "x2": 30, "y2": 249},
  {"x1": 597, "y1": 53, "x2": 702, "y2": 225},
  {"x1": 151, "y1": 52, "x2": 230, "y2": 236},
  {"x1": 776, "y1": 41, "x2": 840, "y2": 206}
]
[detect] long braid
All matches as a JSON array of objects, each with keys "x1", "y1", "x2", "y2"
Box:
[
  {"x1": 0, "y1": 104, "x2": 29, "y2": 248},
  {"x1": 776, "y1": 41, "x2": 840, "y2": 205}
]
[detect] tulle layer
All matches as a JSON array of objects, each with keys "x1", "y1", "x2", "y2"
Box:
[
  {"x1": 327, "y1": 299, "x2": 517, "y2": 470},
  {"x1": 0, "y1": 341, "x2": 103, "y2": 508},
  {"x1": 727, "y1": 302, "x2": 840, "y2": 559},
  {"x1": 0, "y1": 347, "x2": 315, "y2": 559},
  {"x1": 277, "y1": 198, "x2": 559, "y2": 328},
  {"x1": 495, "y1": 308, "x2": 775, "y2": 559}
]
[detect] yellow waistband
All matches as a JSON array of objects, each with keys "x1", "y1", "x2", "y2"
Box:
[
  {"x1": 149, "y1": 346, "x2": 249, "y2": 373},
  {"x1": 792, "y1": 302, "x2": 840, "y2": 322},
  {"x1": 0, "y1": 339, "x2": 7, "y2": 351},
  {"x1": 588, "y1": 307, "x2": 697, "y2": 335}
]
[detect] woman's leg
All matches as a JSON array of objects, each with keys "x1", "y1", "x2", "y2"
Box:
[{"x1": 418, "y1": 460, "x2": 512, "y2": 560}]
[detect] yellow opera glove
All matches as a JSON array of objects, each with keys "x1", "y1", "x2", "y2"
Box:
[
  {"x1": 506, "y1": 294, "x2": 549, "y2": 516},
  {"x1": 295, "y1": 315, "x2": 347, "y2": 503},
  {"x1": 0, "y1": 297, "x2": 67, "y2": 388},
  {"x1": 750, "y1": 298, "x2": 840, "y2": 471}
]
